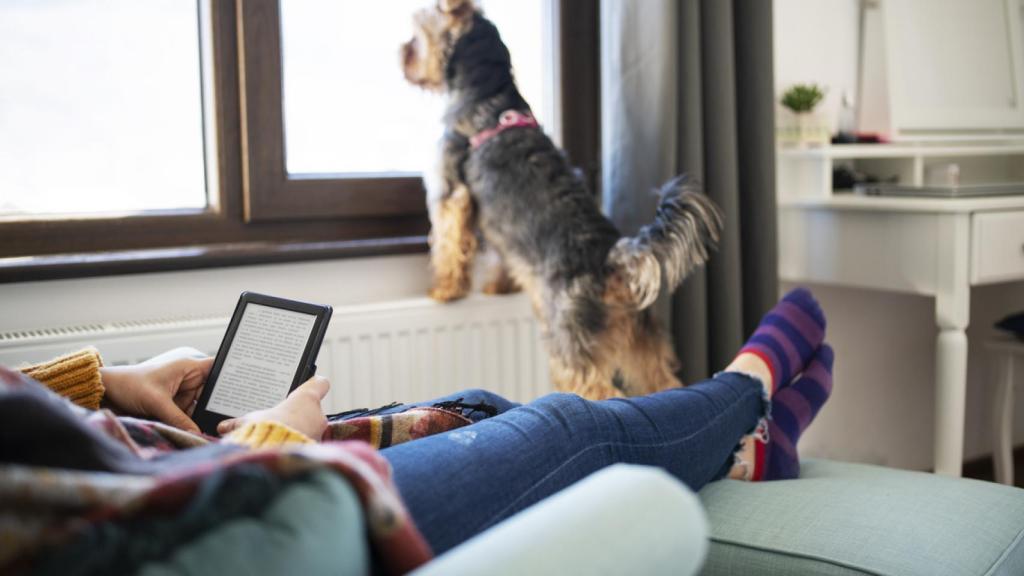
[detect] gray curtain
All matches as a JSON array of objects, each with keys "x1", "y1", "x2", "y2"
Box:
[{"x1": 601, "y1": 0, "x2": 778, "y2": 382}]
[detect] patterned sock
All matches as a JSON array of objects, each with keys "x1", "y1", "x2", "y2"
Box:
[
  {"x1": 754, "y1": 344, "x2": 835, "y2": 481},
  {"x1": 739, "y1": 287, "x2": 826, "y2": 392}
]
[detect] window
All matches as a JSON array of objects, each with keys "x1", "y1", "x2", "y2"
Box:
[
  {"x1": 0, "y1": 0, "x2": 599, "y2": 281},
  {"x1": 280, "y1": 0, "x2": 447, "y2": 176},
  {"x1": 0, "y1": 0, "x2": 210, "y2": 217}
]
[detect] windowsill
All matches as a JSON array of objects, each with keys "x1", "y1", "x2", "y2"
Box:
[{"x1": 0, "y1": 236, "x2": 429, "y2": 284}]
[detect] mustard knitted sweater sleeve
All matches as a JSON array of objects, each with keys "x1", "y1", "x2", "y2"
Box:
[
  {"x1": 19, "y1": 347, "x2": 106, "y2": 410},
  {"x1": 223, "y1": 421, "x2": 316, "y2": 448}
]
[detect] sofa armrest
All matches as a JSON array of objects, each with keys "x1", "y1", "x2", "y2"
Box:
[{"x1": 411, "y1": 464, "x2": 708, "y2": 576}]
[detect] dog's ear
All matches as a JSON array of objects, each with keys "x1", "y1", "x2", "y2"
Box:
[{"x1": 438, "y1": 0, "x2": 473, "y2": 16}]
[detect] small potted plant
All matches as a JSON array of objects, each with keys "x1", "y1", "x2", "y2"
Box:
[{"x1": 779, "y1": 84, "x2": 828, "y2": 147}]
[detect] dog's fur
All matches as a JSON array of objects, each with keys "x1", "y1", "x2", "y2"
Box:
[{"x1": 402, "y1": 0, "x2": 723, "y2": 399}]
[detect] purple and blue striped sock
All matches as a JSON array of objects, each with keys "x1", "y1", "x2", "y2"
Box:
[
  {"x1": 757, "y1": 344, "x2": 835, "y2": 481},
  {"x1": 739, "y1": 287, "x2": 826, "y2": 392}
]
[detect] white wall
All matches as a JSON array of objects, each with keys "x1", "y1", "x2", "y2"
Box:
[
  {"x1": 792, "y1": 282, "x2": 1024, "y2": 470},
  {"x1": 775, "y1": 0, "x2": 1024, "y2": 470},
  {"x1": 773, "y1": 0, "x2": 859, "y2": 134},
  {"x1": 0, "y1": 254, "x2": 431, "y2": 334}
]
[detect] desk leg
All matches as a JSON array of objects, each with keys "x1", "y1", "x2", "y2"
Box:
[
  {"x1": 993, "y1": 353, "x2": 1015, "y2": 485},
  {"x1": 933, "y1": 214, "x2": 970, "y2": 478},
  {"x1": 935, "y1": 328, "x2": 968, "y2": 477}
]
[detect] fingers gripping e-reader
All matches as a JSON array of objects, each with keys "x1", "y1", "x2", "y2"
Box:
[{"x1": 193, "y1": 292, "x2": 332, "y2": 436}]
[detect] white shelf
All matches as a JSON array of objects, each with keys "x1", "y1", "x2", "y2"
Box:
[
  {"x1": 779, "y1": 193, "x2": 1024, "y2": 213},
  {"x1": 777, "y1": 140, "x2": 1024, "y2": 202},
  {"x1": 779, "y1": 142, "x2": 1024, "y2": 160}
]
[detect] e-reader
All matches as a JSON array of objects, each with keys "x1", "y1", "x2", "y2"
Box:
[{"x1": 193, "y1": 292, "x2": 332, "y2": 436}]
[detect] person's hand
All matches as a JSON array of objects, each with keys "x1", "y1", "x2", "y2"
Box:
[
  {"x1": 217, "y1": 376, "x2": 330, "y2": 440},
  {"x1": 100, "y1": 347, "x2": 213, "y2": 434}
]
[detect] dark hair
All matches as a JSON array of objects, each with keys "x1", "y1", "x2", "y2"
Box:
[{"x1": 447, "y1": 14, "x2": 516, "y2": 98}]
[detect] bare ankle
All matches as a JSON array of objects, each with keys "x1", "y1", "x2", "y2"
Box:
[
  {"x1": 728, "y1": 435, "x2": 756, "y2": 481},
  {"x1": 725, "y1": 352, "x2": 774, "y2": 397}
]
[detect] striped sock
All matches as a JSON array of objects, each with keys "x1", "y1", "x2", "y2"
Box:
[
  {"x1": 755, "y1": 344, "x2": 835, "y2": 481},
  {"x1": 739, "y1": 287, "x2": 826, "y2": 392}
]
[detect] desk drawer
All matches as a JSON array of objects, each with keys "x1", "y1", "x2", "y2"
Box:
[{"x1": 972, "y1": 210, "x2": 1024, "y2": 284}]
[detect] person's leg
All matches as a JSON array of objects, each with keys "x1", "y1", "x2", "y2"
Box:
[
  {"x1": 738, "y1": 287, "x2": 826, "y2": 390},
  {"x1": 384, "y1": 288, "x2": 828, "y2": 554},
  {"x1": 727, "y1": 345, "x2": 834, "y2": 481},
  {"x1": 383, "y1": 374, "x2": 763, "y2": 554},
  {"x1": 766, "y1": 345, "x2": 834, "y2": 479},
  {"x1": 725, "y1": 288, "x2": 833, "y2": 481}
]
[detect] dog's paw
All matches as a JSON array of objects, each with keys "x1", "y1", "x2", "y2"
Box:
[
  {"x1": 481, "y1": 275, "x2": 521, "y2": 296},
  {"x1": 429, "y1": 282, "x2": 469, "y2": 303}
]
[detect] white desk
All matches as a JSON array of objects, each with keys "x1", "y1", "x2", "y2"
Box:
[{"x1": 779, "y1": 194, "x2": 1024, "y2": 477}]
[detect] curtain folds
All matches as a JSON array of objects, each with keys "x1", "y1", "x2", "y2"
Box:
[{"x1": 601, "y1": 0, "x2": 779, "y2": 382}]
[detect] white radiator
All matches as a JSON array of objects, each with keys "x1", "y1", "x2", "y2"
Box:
[{"x1": 0, "y1": 294, "x2": 553, "y2": 413}]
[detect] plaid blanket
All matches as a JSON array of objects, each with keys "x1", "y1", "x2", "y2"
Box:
[
  {"x1": 0, "y1": 367, "x2": 434, "y2": 575},
  {"x1": 324, "y1": 406, "x2": 475, "y2": 448}
]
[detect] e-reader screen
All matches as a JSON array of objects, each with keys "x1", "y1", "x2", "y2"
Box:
[{"x1": 206, "y1": 304, "x2": 318, "y2": 418}]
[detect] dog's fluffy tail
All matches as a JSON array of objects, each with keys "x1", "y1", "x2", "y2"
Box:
[{"x1": 605, "y1": 176, "x2": 723, "y2": 309}]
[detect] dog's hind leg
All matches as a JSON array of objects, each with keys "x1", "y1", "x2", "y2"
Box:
[
  {"x1": 614, "y1": 310, "x2": 684, "y2": 396},
  {"x1": 547, "y1": 324, "x2": 624, "y2": 400},
  {"x1": 549, "y1": 355, "x2": 624, "y2": 400},
  {"x1": 429, "y1": 184, "x2": 477, "y2": 302},
  {"x1": 481, "y1": 249, "x2": 521, "y2": 295},
  {"x1": 541, "y1": 282, "x2": 627, "y2": 400}
]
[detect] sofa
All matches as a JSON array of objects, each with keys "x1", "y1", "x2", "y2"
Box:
[
  {"x1": 136, "y1": 458, "x2": 1024, "y2": 575},
  {"x1": 418, "y1": 460, "x2": 1024, "y2": 575}
]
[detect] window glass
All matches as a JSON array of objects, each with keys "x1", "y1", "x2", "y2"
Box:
[
  {"x1": 0, "y1": 0, "x2": 208, "y2": 218},
  {"x1": 281, "y1": 0, "x2": 555, "y2": 176}
]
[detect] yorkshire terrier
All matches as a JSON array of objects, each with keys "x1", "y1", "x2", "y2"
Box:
[{"x1": 401, "y1": 0, "x2": 723, "y2": 399}]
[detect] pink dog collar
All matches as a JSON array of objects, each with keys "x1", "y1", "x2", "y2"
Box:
[{"x1": 469, "y1": 110, "x2": 539, "y2": 149}]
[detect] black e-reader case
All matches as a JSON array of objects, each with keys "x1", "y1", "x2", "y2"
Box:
[{"x1": 192, "y1": 292, "x2": 332, "y2": 436}]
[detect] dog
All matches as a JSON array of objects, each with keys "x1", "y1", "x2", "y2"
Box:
[{"x1": 401, "y1": 0, "x2": 723, "y2": 399}]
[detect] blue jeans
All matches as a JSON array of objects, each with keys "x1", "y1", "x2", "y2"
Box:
[{"x1": 378, "y1": 372, "x2": 764, "y2": 554}]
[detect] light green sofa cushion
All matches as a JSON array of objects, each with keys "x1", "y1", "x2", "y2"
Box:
[
  {"x1": 139, "y1": 469, "x2": 369, "y2": 576},
  {"x1": 698, "y1": 459, "x2": 1024, "y2": 576}
]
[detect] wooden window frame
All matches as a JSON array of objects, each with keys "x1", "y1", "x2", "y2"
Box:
[
  {"x1": 237, "y1": 0, "x2": 426, "y2": 222},
  {"x1": 0, "y1": 0, "x2": 599, "y2": 282}
]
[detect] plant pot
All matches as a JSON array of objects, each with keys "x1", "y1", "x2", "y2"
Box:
[{"x1": 777, "y1": 109, "x2": 830, "y2": 148}]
